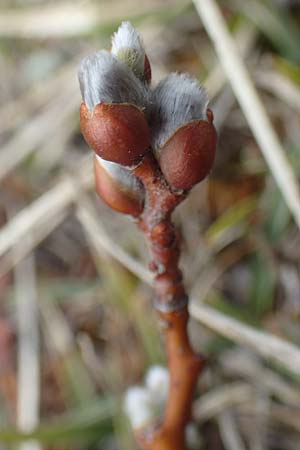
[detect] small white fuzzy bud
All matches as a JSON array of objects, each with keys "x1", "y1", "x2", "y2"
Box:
[
  {"x1": 124, "y1": 386, "x2": 154, "y2": 429},
  {"x1": 145, "y1": 365, "x2": 169, "y2": 402},
  {"x1": 78, "y1": 50, "x2": 148, "y2": 111},
  {"x1": 111, "y1": 21, "x2": 145, "y2": 80},
  {"x1": 151, "y1": 73, "x2": 209, "y2": 151},
  {"x1": 96, "y1": 156, "x2": 145, "y2": 199},
  {"x1": 124, "y1": 367, "x2": 170, "y2": 431}
]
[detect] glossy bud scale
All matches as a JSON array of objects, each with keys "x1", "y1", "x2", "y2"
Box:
[
  {"x1": 159, "y1": 115, "x2": 217, "y2": 191},
  {"x1": 80, "y1": 102, "x2": 150, "y2": 166},
  {"x1": 94, "y1": 156, "x2": 144, "y2": 216}
]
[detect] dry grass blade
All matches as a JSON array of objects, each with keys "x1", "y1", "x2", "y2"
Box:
[
  {"x1": 221, "y1": 350, "x2": 300, "y2": 407},
  {"x1": 193, "y1": 0, "x2": 300, "y2": 229},
  {"x1": 237, "y1": 402, "x2": 300, "y2": 434},
  {"x1": 255, "y1": 69, "x2": 300, "y2": 114},
  {"x1": 190, "y1": 301, "x2": 300, "y2": 375},
  {"x1": 193, "y1": 382, "x2": 254, "y2": 423},
  {"x1": 14, "y1": 240, "x2": 40, "y2": 450},
  {"x1": 0, "y1": 210, "x2": 67, "y2": 279},
  {"x1": 218, "y1": 410, "x2": 247, "y2": 450},
  {"x1": 76, "y1": 198, "x2": 153, "y2": 286},
  {"x1": 0, "y1": 57, "x2": 81, "y2": 135},
  {"x1": 205, "y1": 22, "x2": 257, "y2": 100},
  {"x1": 0, "y1": 156, "x2": 93, "y2": 259},
  {"x1": 0, "y1": 85, "x2": 79, "y2": 182}
]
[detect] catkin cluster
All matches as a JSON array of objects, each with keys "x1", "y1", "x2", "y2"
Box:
[{"x1": 79, "y1": 22, "x2": 217, "y2": 217}]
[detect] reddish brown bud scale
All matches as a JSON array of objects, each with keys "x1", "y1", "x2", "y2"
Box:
[
  {"x1": 80, "y1": 102, "x2": 150, "y2": 166},
  {"x1": 94, "y1": 155, "x2": 143, "y2": 217},
  {"x1": 159, "y1": 119, "x2": 217, "y2": 191}
]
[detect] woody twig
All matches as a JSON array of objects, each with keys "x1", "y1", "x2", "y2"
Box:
[
  {"x1": 78, "y1": 21, "x2": 217, "y2": 450},
  {"x1": 132, "y1": 153, "x2": 205, "y2": 450}
]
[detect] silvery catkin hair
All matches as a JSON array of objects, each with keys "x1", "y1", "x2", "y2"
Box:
[
  {"x1": 78, "y1": 50, "x2": 149, "y2": 112},
  {"x1": 150, "y1": 73, "x2": 209, "y2": 151}
]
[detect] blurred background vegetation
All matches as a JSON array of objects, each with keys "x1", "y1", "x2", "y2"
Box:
[{"x1": 0, "y1": 0, "x2": 300, "y2": 449}]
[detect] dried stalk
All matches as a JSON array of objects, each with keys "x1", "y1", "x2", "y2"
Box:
[
  {"x1": 15, "y1": 248, "x2": 41, "y2": 450},
  {"x1": 193, "y1": 0, "x2": 300, "y2": 229},
  {"x1": 132, "y1": 154, "x2": 205, "y2": 450}
]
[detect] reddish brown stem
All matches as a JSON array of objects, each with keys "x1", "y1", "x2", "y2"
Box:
[{"x1": 133, "y1": 154, "x2": 205, "y2": 450}]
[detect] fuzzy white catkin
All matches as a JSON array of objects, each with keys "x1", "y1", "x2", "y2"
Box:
[
  {"x1": 96, "y1": 156, "x2": 145, "y2": 199},
  {"x1": 145, "y1": 365, "x2": 169, "y2": 402},
  {"x1": 111, "y1": 21, "x2": 145, "y2": 77},
  {"x1": 78, "y1": 50, "x2": 149, "y2": 111},
  {"x1": 124, "y1": 386, "x2": 154, "y2": 429},
  {"x1": 151, "y1": 73, "x2": 209, "y2": 151},
  {"x1": 124, "y1": 366, "x2": 170, "y2": 429}
]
